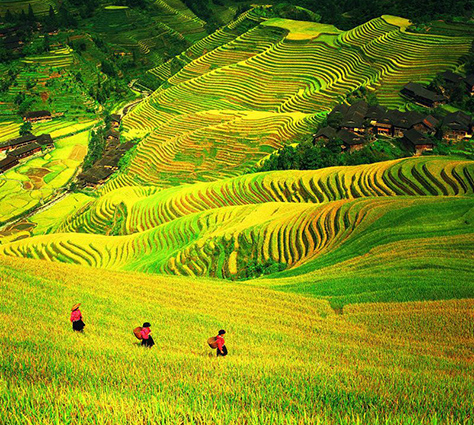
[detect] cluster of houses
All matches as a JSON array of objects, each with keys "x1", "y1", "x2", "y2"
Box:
[
  {"x1": 401, "y1": 70, "x2": 474, "y2": 108},
  {"x1": 313, "y1": 100, "x2": 473, "y2": 155},
  {"x1": 0, "y1": 132, "x2": 54, "y2": 174},
  {"x1": 77, "y1": 115, "x2": 134, "y2": 187}
]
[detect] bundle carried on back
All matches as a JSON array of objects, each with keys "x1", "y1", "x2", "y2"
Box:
[
  {"x1": 207, "y1": 336, "x2": 218, "y2": 349},
  {"x1": 133, "y1": 327, "x2": 143, "y2": 340}
]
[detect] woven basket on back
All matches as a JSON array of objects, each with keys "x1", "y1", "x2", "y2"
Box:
[
  {"x1": 133, "y1": 327, "x2": 143, "y2": 340},
  {"x1": 207, "y1": 336, "x2": 218, "y2": 349}
]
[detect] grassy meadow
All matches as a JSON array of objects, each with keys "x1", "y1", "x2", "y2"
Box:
[{"x1": 0, "y1": 256, "x2": 473, "y2": 425}]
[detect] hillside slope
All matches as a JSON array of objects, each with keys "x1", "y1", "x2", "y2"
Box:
[
  {"x1": 1, "y1": 256, "x2": 473, "y2": 424},
  {"x1": 114, "y1": 14, "x2": 472, "y2": 189}
]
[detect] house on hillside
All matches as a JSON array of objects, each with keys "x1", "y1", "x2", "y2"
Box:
[
  {"x1": 440, "y1": 70, "x2": 464, "y2": 86},
  {"x1": 106, "y1": 129, "x2": 120, "y2": 141},
  {"x1": 24, "y1": 110, "x2": 52, "y2": 123},
  {"x1": 0, "y1": 156, "x2": 19, "y2": 174},
  {"x1": 0, "y1": 133, "x2": 37, "y2": 152},
  {"x1": 464, "y1": 74, "x2": 474, "y2": 96},
  {"x1": 442, "y1": 111, "x2": 472, "y2": 141},
  {"x1": 77, "y1": 167, "x2": 115, "y2": 187},
  {"x1": 8, "y1": 143, "x2": 42, "y2": 160},
  {"x1": 340, "y1": 101, "x2": 368, "y2": 134},
  {"x1": 412, "y1": 115, "x2": 439, "y2": 135},
  {"x1": 401, "y1": 82, "x2": 445, "y2": 108},
  {"x1": 337, "y1": 129, "x2": 365, "y2": 152},
  {"x1": 37, "y1": 134, "x2": 54, "y2": 149},
  {"x1": 403, "y1": 129, "x2": 434, "y2": 155},
  {"x1": 313, "y1": 126, "x2": 337, "y2": 144},
  {"x1": 110, "y1": 114, "x2": 122, "y2": 128}
]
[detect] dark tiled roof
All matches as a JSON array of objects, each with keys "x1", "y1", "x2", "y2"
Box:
[
  {"x1": 442, "y1": 111, "x2": 472, "y2": 131},
  {"x1": 341, "y1": 100, "x2": 369, "y2": 128},
  {"x1": 366, "y1": 105, "x2": 386, "y2": 120},
  {"x1": 37, "y1": 134, "x2": 54, "y2": 146},
  {"x1": 465, "y1": 74, "x2": 474, "y2": 87},
  {"x1": 422, "y1": 115, "x2": 439, "y2": 130},
  {"x1": 110, "y1": 114, "x2": 122, "y2": 122},
  {"x1": 24, "y1": 110, "x2": 51, "y2": 119},
  {"x1": 78, "y1": 167, "x2": 114, "y2": 184},
  {"x1": 441, "y1": 70, "x2": 463, "y2": 84},
  {"x1": 403, "y1": 129, "x2": 432, "y2": 146},
  {"x1": 1, "y1": 133, "x2": 37, "y2": 149},
  {"x1": 116, "y1": 141, "x2": 135, "y2": 153},
  {"x1": 0, "y1": 156, "x2": 19, "y2": 170},
  {"x1": 8, "y1": 142, "x2": 41, "y2": 158},
  {"x1": 314, "y1": 126, "x2": 337, "y2": 139},
  {"x1": 336, "y1": 129, "x2": 364, "y2": 146},
  {"x1": 402, "y1": 82, "x2": 444, "y2": 104}
]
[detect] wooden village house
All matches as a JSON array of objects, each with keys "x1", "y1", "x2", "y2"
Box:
[
  {"x1": 23, "y1": 110, "x2": 52, "y2": 123},
  {"x1": 0, "y1": 156, "x2": 19, "y2": 174},
  {"x1": 403, "y1": 129, "x2": 434, "y2": 155}
]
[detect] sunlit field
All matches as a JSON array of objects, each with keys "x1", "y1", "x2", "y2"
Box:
[{"x1": 0, "y1": 256, "x2": 473, "y2": 425}]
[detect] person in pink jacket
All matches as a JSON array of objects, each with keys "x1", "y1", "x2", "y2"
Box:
[
  {"x1": 140, "y1": 322, "x2": 155, "y2": 348},
  {"x1": 70, "y1": 303, "x2": 85, "y2": 332}
]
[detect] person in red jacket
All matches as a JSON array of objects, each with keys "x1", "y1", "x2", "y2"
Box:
[
  {"x1": 70, "y1": 303, "x2": 85, "y2": 332},
  {"x1": 216, "y1": 329, "x2": 227, "y2": 357},
  {"x1": 140, "y1": 322, "x2": 155, "y2": 348}
]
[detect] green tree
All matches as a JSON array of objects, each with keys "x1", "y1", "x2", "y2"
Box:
[{"x1": 19, "y1": 121, "x2": 32, "y2": 136}]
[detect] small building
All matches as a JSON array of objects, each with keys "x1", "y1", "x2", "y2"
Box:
[
  {"x1": 464, "y1": 74, "x2": 474, "y2": 96},
  {"x1": 373, "y1": 112, "x2": 393, "y2": 136},
  {"x1": 313, "y1": 126, "x2": 337, "y2": 144},
  {"x1": 442, "y1": 111, "x2": 472, "y2": 141},
  {"x1": 37, "y1": 134, "x2": 54, "y2": 149},
  {"x1": 340, "y1": 100, "x2": 368, "y2": 134},
  {"x1": 8, "y1": 143, "x2": 42, "y2": 159},
  {"x1": 0, "y1": 133, "x2": 37, "y2": 152},
  {"x1": 440, "y1": 70, "x2": 464, "y2": 85},
  {"x1": 337, "y1": 129, "x2": 365, "y2": 152},
  {"x1": 403, "y1": 129, "x2": 434, "y2": 155},
  {"x1": 77, "y1": 167, "x2": 115, "y2": 187},
  {"x1": 110, "y1": 114, "x2": 122, "y2": 128},
  {"x1": 106, "y1": 129, "x2": 120, "y2": 141},
  {"x1": 401, "y1": 82, "x2": 445, "y2": 108},
  {"x1": 0, "y1": 156, "x2": 19, "y2": 174},
  {"x1": 412, "y1": 115, "x2": 439, "y2": 135},
  {"x1": 24, "y1": 110, "x2": 52, "y2": 123},
  {"x1": 327, "y1": 103, "x2": 349, "y2": 126}
]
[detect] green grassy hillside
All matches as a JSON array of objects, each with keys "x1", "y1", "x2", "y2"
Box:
[{"x1": 1, "y1": 256, "x2": 473, "y2": 424}]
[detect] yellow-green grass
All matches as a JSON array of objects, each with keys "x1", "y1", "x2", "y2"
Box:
[
  {"x1": 0, "y1": 131, "x2": 90, "y2": 225},
  {"x1": 28, "y1": 193, "x2": 93, "y2": 236},
  {"x1": 261, "y1": 18, "x2": 342, "y2": 40},
  {"x1": 0, "y1": 255, "x2": 472, "y2": 424},
  {"x1": 0, "y1": 119, "x2": 96, "y2": 144}
]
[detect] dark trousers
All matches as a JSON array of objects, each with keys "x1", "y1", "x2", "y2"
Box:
[
  {"x1": 217, "y1": 345, "x2": 228, "y2": 357},
  {"x1": 141, "y1": 336, "x2": 155, "y2": 348},
  {"x1": 72, "y1": 320, "x2": 85, "y2": 332}
]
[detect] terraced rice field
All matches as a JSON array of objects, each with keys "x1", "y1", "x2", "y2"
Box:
[
  {"x1": 2, "y1": 158, "x2": 473, "y2": 291},
  {"x1": 119, "y1": 15, "x2": 472, "y2": 189},
  {"x1": 21, "y1": 48, "x2": 75, "y2": 68},
  {"x1": 0, "y1": 0, "x2": 54, "y2": 15}
]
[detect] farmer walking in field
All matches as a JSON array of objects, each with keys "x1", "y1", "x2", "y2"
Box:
[
  {"x1": 140, "y1": 322, "x2": 155, "y2": 348},
  {"x1": 216, "y1": 330, "x2": 227, "y2": 357},
  {"x1": 70, "y1": 303, "x2": 85, "y2": 332}
]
